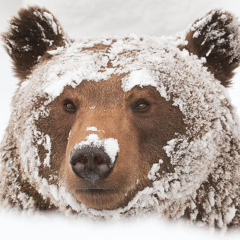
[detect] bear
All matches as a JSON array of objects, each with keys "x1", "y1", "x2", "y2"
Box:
[{"x1": 0, "y1": 6, "x2": 240, "y2": 229}]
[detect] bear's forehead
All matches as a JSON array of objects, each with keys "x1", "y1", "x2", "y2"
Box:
[{"x1": 28, "y1": 34, "x2": 199, "y2": 100}]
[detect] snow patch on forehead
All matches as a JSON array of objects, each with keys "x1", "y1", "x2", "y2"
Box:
[
  {"x1": 74, "y1": 134, "x2": 119, "y2": 166},
  {"x1": 43, "y1": 57, "x2": 114, "y2": 99},
  {"x1": 122, "y1": 68, "x2": 157, "y2": 92}
]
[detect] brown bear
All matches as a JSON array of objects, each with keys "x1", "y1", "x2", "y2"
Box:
[{"x1": 0, "y1": 6, "x2": 240, "y2": 229}]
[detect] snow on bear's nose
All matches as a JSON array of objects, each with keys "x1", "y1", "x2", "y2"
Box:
[{"x1": 70, "y1": 134, "x2": 119, "y2": 183}]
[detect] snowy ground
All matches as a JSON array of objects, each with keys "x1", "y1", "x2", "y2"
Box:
[{"x1": 0, "y1": 0, "x2": 239, "y2": 239}]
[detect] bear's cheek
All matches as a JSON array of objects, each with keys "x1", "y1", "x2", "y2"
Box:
[
  {"x1": 131, "y1": 100, "x2": 187, "y2": 178},
  {"x1": 34, "y1": 103, "x2": 75, "y2": 182}
]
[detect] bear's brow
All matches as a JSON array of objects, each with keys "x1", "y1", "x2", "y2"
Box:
[{"x1": 74, "y1": 77, "x2": 125, "y2": 106}]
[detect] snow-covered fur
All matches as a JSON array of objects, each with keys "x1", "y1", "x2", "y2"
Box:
[{"x1": 1, "y1": 7, "x2": 240, "y2": 229}]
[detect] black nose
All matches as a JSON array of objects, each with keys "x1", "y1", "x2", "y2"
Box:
[{"x1": 70, "y1": 147, "x2": 116, "y2": 182}]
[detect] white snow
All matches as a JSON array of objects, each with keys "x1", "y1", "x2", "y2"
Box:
[
  {"x1": 33, "y1": 9, "x2": 63, "y2": 45},
  {"x1": 191, "y1": 13, "x2": 213, "y2": 38},
  {"x1": 0, "y1": 0, "x2": 240, "y2": 240},
  {"x1": 148, "y1": 160, "x2": 163, "y2": 181},
  {"x1": 86, "y1": 126, "x2": 102, "y2": 132},
  {"x1": 42, "y1": 134, "x2": 51, "y2": 167},
  {"x1": 208, "y1": 191, "x2": 215, "y2": 207},
  {"x1": 42, "y1": 11, "x2": 60, "y2": 35},
  {"x1": 122, "y1": 68, "x2": 158, "y2": 92},
  {"x1": 224, "y1": 206, "x2": 237, "y2": 224}
]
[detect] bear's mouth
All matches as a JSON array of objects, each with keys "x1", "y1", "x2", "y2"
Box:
[
  {"x1": 73, "y1": 187, "x2": 130, "y2": 210},
  {"x1": 76, "y1": 188, "x2": 119, "y2": 195}
]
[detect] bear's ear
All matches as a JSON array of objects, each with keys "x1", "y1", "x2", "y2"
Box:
[
  {"x1": 185, "y1": 10, "x2": 240, "y2": 87},
  {"x1": 2, "y1": 6, "x2": 71, "y2": 81}
]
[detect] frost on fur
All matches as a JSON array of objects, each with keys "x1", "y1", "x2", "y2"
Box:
[
  {"x1": 185, "y1": 10, "x2": 240, "y2": 87},
  {"x1": 2, "y1": 6, "x2": 71, "y2": 81}
]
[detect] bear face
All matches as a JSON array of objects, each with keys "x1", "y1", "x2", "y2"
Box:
[
  {"x1": 1, "y1": 7, "x2": 240, "y2": 228},
  {"x1": 38, "y1": 77, "x2": 186, "y2": 210}
]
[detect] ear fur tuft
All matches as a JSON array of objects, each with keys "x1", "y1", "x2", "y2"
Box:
[
  {"x1": 185, "y1": 10, "x2": 240, "y2": 87},
  {"x1": 2, "y1": 6, "x2": 71, "y2": 80}
]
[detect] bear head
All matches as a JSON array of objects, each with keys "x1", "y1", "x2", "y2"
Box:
[{"x1": 1, "y1": 7, "x2": 240, "y2": 228}]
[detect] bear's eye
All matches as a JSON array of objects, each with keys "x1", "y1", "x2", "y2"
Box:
[
  {"x1": 64, "y1": 100, "x2": 77, "y2": 113},
  {"x1": 132, "y1": 99, "x2": 151, "y2": 113}
]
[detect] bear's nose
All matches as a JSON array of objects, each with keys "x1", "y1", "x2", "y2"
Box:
[{"x1": 70, "y1": 147, "x2": 116, "y2": 182}]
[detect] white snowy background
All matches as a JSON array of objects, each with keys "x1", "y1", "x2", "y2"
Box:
[{"x1": 0, "y1": 0, "x2": 239, "y2": 239}]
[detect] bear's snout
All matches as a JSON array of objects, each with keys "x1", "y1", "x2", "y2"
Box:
[{"x1": 70, "y1": 146, "x2": 117, "y2": 182}]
